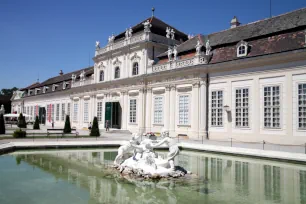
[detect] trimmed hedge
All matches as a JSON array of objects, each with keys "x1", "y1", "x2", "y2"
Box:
[
  {"x1": 33, "y1": 116, "x2": 40, "y2": 130},
  {"x1": 90, "y1": 117, "x2": 100, "y2": 136},
  {"x1": 64, "y1": 115, "x2": 72, "y2": 134},
  {"x1": 13, "y1": 129, "x2": 26, "y2": 138},
  {"x1": 18, "y1": 113, "x2": 27, "y2": 128},
  {"x1": 0, "y1": 114, "x2": 5, "y2": 134}
]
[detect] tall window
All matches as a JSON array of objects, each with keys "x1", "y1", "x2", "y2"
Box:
[
  {"x1": 211, "y1": 90, "x2": 223, "y2": 126},
  {"x1": 99, "y1": 71, "x2": 104, "y2": 82},
  {"x1": 154, "y1": 96, "x2": 163, "y2": 124},
  {"x1": 73, "y1": 103, "x2": 78, "y2": 122},
  {"x1": 264, "y1": 86, "x2": 280, "y2": 128},
  {"x1": 56, "y1": 104, "x2": 60, "y2": 121},
  {"x1": 97, "y1": 101, "x2": 103, "y2": 122},
  {"x1": 132, "y1": 62, "x2": 139, "y2": 76},
  {"x1": 61, "y1": 103, "x2": 65, "y2": 121},
  {"x1": 178, "y1": 95, "x2": 189, "y2": 125},
  {"x1": 84, "y1": 100, "x2": 89, "y2": 122},
  {"x1": 114, "y1": 67, "x2": 120, "y2": 79},
  {"x1": 27, "y1": 107, "x2": 29, "y2": 115},
  {"x1": 67, "y1": 103, "x2": 71, "y2": 117},
  {"x1": 298, "y1": 83, "x2": 306, "y2": 129},
  {"x1": 235, "y1": 88, "x2": 249, "y2": 128},
  {"x1": 30, "y1": 106, "x2": 33, "y2": 120},
  {"x1": 129, "y1": 99, "x2": 137, "y2": 123},
  {"x1": 238, "y1": 45, "x2": 246, "y2": 56}
]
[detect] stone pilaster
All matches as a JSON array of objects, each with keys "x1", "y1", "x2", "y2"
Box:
[
  {"x1": 164, "y1": 85, "x2": 171, "y2": 131},
  {"x1": 145, "y1": 87, "x2": 152, "y2": 132},
  {"x1": 191, "y1": 82, "x2": 200, "y2": 138},
  {"x1": 169, "y1": 85, "x2": 176, "y2": 137},
  {"x1": 199, "y1": 80, "x2": 207, "y2": 137}
]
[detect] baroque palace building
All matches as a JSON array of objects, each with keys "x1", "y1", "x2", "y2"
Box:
[{"x1": 11, "y1": 8, "x2": 306, "y2": 144}]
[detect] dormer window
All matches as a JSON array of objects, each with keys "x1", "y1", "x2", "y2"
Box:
[
  {"x1": 28, "y1": 90, "x2": 32, "y2": 96},
  {"x1": 63, "y1": 81, "x2": 69, "y2": 90},
  {"x1": 35, "y1": 88, "x2": 40, "y2": 95},
  {"x1": 236, "y1": 41, "x2": 248, "y2": 57},
  {"x1": 43, "y1": 86, "x2": 49, "y2": 93},
  {"x1": 52, "y1": 84, "x2": 59, "y2": 91}
]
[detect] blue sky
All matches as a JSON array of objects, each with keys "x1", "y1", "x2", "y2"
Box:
[{"x1": 0, "y1": 0, "x2": 305, "y2": 89}]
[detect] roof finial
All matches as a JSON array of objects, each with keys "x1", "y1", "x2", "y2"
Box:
[{"x1": 152, "y1": 7, "x2": 155, "y2": 17}]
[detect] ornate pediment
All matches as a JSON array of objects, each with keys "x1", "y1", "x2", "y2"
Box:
[
  {"x1": 113, "y1": 57, "x2": 122, "y2": 66},
  {"x1": 97, "y1": 61, "x2": 105, "y2": 69},
  {"x1": 130, "y1": 52, "x2": 141, "y2": 62}
]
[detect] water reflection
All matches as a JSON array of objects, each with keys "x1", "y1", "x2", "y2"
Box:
[{"x1": 7, "y1": 150, "x2": 306, "y2": 204}]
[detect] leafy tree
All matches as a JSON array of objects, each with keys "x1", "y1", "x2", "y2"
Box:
[
  {"x1": 33, "y1": 116, "x2": 40, "y2": 130},
  {"x1": 0, "y1": 87, "x2": 18, "y2": 96},
  {"x1": 63, "y1": 115, "x2": 71, "y2": 134},
  {"x1": 0, "y1": 114, "x2": 5, "y2": 134},
  {"x1": 90, "y1": 117, "x2": 100, "y2": 137}
]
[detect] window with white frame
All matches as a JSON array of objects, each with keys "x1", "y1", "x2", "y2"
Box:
[
  {"x1": 61, "y1": 103, "x2": 65, "y2": 121},
  {"x1": 178, "y1": 95, "x2": 190, "y2": 125},
  {"x1": 56, "y1": 104, "x2": 60, "y2": 121},
  {"x1": 132, "y1": 62, "x2": 139, "y2": 76},
  {"x1": 236, "y1": 41, "x2": 248, "y2": 57},
  {"x1": 84, "y1": 100, "x2": 89, "y2": 122},
  {"x1": 298, "y1": 83, "x2": 306, "y2": 130},
  {"x1": 67, "y1": 103, "x2": 71, "y2": 117},
  {"x1": 153, "y1": 96, "x2": 163, "y2": 124},
  {"x1": 235, "y1": 88, "x2": 249, "y2": 128},
  {"x1": 73, "y1": 103, "x2": 78, "y2": 122},
  {"x1": 97, "y1": 101, "x2": 103, "y2": 122},
  {"x1": 99, "y1": 71, "x2": 104, "y2": 82},
  {"x1": 211, "y1": 90, "x2": 223, "y2": 126},
  {"x1": 129, "y1": 99, "x2": 137, "y2": 123},
  {"x1": 264, "y1": 86, "x2": 280, "y2": 128},
  {"x1": 114, "y1": 67, "x2": 120, "y2": 79}
]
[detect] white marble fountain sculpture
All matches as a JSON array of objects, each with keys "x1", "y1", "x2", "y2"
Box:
[{"x1": 114, "y1": 131, "x2": 189, "y2": 178}]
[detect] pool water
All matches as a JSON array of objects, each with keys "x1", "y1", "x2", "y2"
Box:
[{"x1": 0, "y1": 149, "x2": 306, "y2": 204}]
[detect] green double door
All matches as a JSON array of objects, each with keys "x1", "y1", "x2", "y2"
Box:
[{"x1": 105, "y1": 102, "x2": 121, "y2": 129}]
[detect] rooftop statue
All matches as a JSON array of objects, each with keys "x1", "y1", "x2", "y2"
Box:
[
  {"x1": 71, "y1": 74, "x2": 76, "y2": 82},
  {"x1": 166, "y1": 27, "x2": 171, "y2": 38},
  {"x1": 95, "y1": 41, "x2": 100, "y2": 49},
  {"x1": 170, "y1": 29, "x2": 175, "y2": 40},
  {"x1": 195, "y1": 40, "x2": 202, "y2": 56},
  {"x1": 113, "y1": 131, "x2": 190, "y2": 179},
  {"x1": 0, "y1": 104, "x2": 4, "y2": 115},
  {"x1": 167, "y1": 47, "x2": 173, "y2": 61},
  {"x1": 206, "y1": 40, "x2": 211, "y2": 55},
  {"x1": 173, "y1": 45, "x2": 178, "y2": 60},
  {"x1": 128, "y1": 27, "x2": 133, "y2": 38},
  {"x1": 143, "y1": 20, "x2": 152, "y2": 33},
  {"x1": 79, "y1": 70, "x2": 86, "y2": 81},
  {"x1": 108, "y1": 34, "x2": 115, "y2": 44}
]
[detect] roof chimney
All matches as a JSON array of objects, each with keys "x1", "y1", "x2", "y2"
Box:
[
  {"x1": 59, "y1": 70, "x2": 64, "y2": 76},
  {"x1": 230, "y1": 16, "x2": 240, "y2": 28}
]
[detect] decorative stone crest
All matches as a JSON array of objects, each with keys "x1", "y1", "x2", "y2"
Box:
[
  {"x1": 113, "y1": 57, "x2": 122, "y2": 66},
  {"x1": 130, "y1": 52, "x2": 141, "y2": 62},
  {"x1": 143, "y1": 20, "x2": 152, "y2": 33},
  {"x1": 97, "y1": 61, "x2": 105, "y2": 69}
]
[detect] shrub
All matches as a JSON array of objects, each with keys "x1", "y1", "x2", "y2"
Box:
[
  {"x1": 13, "y1": 129, "x2": 26, "y2": 138},
  {"x1": 64, "y1": 115, "x2": 71, "y2": 134},
  {"x1": 90, "y1": 117, "x2": 100, "y2": 137},
  {"x1": 18, "y1": 113, "x2": 27, "y2": 128},
  {"x1": 33, "y1": 116, "x2": 40, "y2": 130},
  {"x1": 0, "y1": 114, "x2": 5, "y2": 134}
]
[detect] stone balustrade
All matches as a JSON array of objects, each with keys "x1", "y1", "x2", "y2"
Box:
[{"x1": 71, "y1": 79, "x2": 95, "y2": 88}]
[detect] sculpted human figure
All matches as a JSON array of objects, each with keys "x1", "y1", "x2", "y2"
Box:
[
  {"x1": 170, "y1": 29, "x2": 175, "y2": 40},
  {"x1": 125, "y1": 28, "x2": 129, "y2": 39},
  {"x1": 166, "y1": 27, "x2": 171, "y2": 38},
  {"x1": 128, "y1": 27, "x2": 133, "y2": 38},
  {"x1": 114, "y1": 133, "x2": 140, "y2": 165},
  {"x1": 205, "y1": 40, "x2": 211, "y2": 55},
  {"x1": 195, "y1": 40, "x2": 202, "y2": 56},
  {"x1": 79, "y1": 70, "x2": 85, "y2": 81},
  {"x1": 143, "y1": 20, "x2": 152, "y2": 32},
  {"x1": 173, "y1": 45, "x2": 178, "y2": 60},
  {"x1": 151, "y1": 134, "x2": 179, "y2": 170},
  {"x1": 95, "y1": 41, "x2": 100, "y2": 49},
  {"x1": 167, "y1": 47, "x2": 172, "y2": 61},
  {"x1": 71, "y1": 74, "x2": 76, "y2": 82}
]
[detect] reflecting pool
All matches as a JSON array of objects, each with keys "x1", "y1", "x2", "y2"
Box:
[{"x1": 1, "y1": 149, "x2": 306, "y2": 204}]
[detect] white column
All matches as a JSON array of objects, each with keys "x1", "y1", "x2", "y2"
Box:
[
  {"x1": 169, "y1": 85, "x2": 176, "y2": 137},
  {"x1": 121, "y1": 91, "x2": 127, "y2": 130},
  {"x1": 199, "y1": 80, "x2": 207, "y2": 138},
  {"x1": 191, "y1": 82, "x2": 200, "y2": 138},
  {"x1": 145, "y1": 87, "x2": 152, "y2": 132},
  {"x1": 164, "y1": 86, "x2": 171, "y2": 131},
  {"x1": 138, "y1": 88, "x2": 145, "y2": 134}
]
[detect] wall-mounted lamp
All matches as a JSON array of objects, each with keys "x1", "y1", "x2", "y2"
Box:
[{"x1": 224, "y1": 105, "x2": 231, "y2": 112}]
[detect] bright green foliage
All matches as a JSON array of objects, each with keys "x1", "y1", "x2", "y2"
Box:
[{"x1": 90, "y1": 117, "x2": 100, "y2": 137}]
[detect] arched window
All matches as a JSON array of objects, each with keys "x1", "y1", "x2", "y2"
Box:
[
  {"x1": 132, "y1": 62, "x2": 139, "y2": 76},
  {"x1": 236, "y1": 41, "x2": 248, "y2": 57},
  {"x1": 114, "y1": 67, "x2": 120, "y2": 79},
  {"x1": 99, "y1": 70, "x2": 104, "y2": 82}
]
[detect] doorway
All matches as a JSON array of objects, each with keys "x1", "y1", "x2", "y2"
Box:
[
  {"x1": 38, "y1": 107, "x2": 46, "y2": 124},
  {"x1": 105, "y1": 102, "x2": 121, "y2": 129}
]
